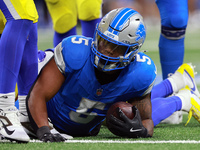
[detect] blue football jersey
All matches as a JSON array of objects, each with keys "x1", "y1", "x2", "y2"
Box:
[{"x1": 46, "y1": 35, "x2": 157, "y2": 136}]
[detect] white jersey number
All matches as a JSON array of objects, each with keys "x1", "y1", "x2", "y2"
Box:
[
  {"x1": 69, "y1": 98, "x2": 105, "y2": 124},
  {"x1": 136, "y1": 54, "x2": 151, "y2": 65},
  {"x1": 71, "y1": 37, "x2": 89, "y2": 46}
]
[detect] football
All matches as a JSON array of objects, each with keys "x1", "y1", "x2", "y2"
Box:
[
  {"x1": 106, "y1": 101, "x2": 135, "y2": 121},
  {"x1": 106, "y1": 101, "x2": 135, "y2": 136}
]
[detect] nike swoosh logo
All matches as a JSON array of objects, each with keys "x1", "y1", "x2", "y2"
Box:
[
  {"x1": 130, "y1": 128, "x2": 142, "y2": 132},
  {"x1": 0, "y1": 120, "x2": 15, "y2": 135},
  {"x1": 185, "y1": 70, "x2": 196, "y2": 91}
]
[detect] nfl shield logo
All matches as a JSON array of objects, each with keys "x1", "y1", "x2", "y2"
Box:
[{"x1": 96, "y1": 89, "x2": 103, "y2": 96}]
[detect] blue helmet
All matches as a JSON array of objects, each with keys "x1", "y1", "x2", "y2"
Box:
[{"x1": 91, "y1": 8, "x2": 146, "y2": 71}]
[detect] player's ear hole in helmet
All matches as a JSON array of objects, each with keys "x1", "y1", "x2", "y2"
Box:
[{"x1": 91, "y1": 7, "x2": 146, "y2": 72}]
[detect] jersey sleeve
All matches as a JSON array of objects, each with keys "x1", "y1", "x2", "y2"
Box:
[
  {"x1": 54, "y1": 35, "x2": 92, "y2": 75},
  {"x1": 54, "y1": 42, "x2": 66, "y2": 74},
  {"x1": 131, "y1": 52, "x2": 157, "y2": 97}
]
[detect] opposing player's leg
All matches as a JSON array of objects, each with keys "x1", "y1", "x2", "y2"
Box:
[
  {"x1": 152, "y1": 88, "x2": 200, "y2": 126},
  {"x1": 175, "y1": 88, "x2": 200, "y2": 125},
  {"x1": 53, "y1": 27, "x2": 77, "y2": 47},
  {"x1": 45, "y1": 0, "x2": 77, "y2": 46},
  {"x1": 168, "y1": 63, "x2": 200, "y2": 97},
  {"x1": 17, "y1": 22, "x2": 38, "y2": 137},
  {"x1": 152, "y1": 94, "x2": 182, "y2": 126},
  {"x1": 0, "y1": 0, "x2": 38, "y2": 142},
  {"x1": 156, "y1": 0, "x2": 188, "y2": 79},
  {"x1": 80, "y1": 19, "x2": 101, "y2": 38},
  {"x1": 151, "y1": 78, "x2": 183, "y2": 125},
  {"x1": 160, "y1": 63, "x2": 200, "y2": 124},
  {"x1": 78, "y1": 0, "x2": 102, "y2": 38},
  {"x1": 0, "y1": 19, "x2": 32, "y2": 142},
  {"x1": 151, "y1": 63, "x2": 200, "y2": 126},
  {"x1": 160, "y1": 111, "x2": 183, "y2": 124}
]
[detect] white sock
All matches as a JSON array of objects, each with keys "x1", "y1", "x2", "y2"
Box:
[
  {"x1": 18, "y1": 95, "x2": 27, "y2": 116},
  {"x1": 0, "y1": 92, "x2": 15, "y2": 109},
  {"x1": 175, "y1": 89, "x2": 191, "y2": 112},
  {"x1": 168, "y1": 72, "x2": 186, "y2": 93}
]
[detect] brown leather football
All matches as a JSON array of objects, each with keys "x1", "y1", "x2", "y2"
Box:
[{"x1": 106, "y1": 101, "x2": 135, "y2": 121}]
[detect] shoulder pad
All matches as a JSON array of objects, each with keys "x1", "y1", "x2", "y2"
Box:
[
  {"x1": 61, "y1": 35, "x2": 93, "y2": 70},
  {"x1": 130, "y1": 52, "x2": 157, "y2": 95}
]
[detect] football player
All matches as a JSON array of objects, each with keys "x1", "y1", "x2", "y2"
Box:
[
  {"x1": 45, "y1": 0, "x2": 103, "y2": 47},
  {"x1": 39, "y1": 49, "x2": 200, "y2": 129},
  {"x1": 0, "y1": 0, "x2": 38, "y2": 142},
  {"x1": 26, "y1": 8, "x2": 200, "y2": 142}
]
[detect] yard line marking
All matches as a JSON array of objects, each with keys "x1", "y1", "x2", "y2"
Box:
[
  {"x1": 62, "y1": 140, "x2": 200, "y2": 144},
  {"x1": 1, "y1": 139, "x2": 200, "y2": 143}
]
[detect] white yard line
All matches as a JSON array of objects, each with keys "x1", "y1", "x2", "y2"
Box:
[
  {"x1": 63, "y1": 140, "x2": 200, "y2": 144},
  {"x1": 27, "y1": 139, "x2": 200, "y2": 143},
  {"x1": 1, "y1": 139, "x2": 200, "y2": 143}
]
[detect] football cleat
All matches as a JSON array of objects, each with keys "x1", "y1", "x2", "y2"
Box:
[
  {"x1": 19, "y1": 112, "x2": 37, "y2": 138},
  {"x1": 161, "y1": 111, "x2": 183, "y2": 124},
  {"x1": 0, "y1": 106, "x2": 30, "y2": 142},
  {"x1": 176, "y1": 88, "x2": 200, "y2": 125},
  {"x1": 185, "y1": 90, "x2": 200, "y2": 125},
  {"x1": 176, "y1": 63, "x2": 200, "y2": 97}
]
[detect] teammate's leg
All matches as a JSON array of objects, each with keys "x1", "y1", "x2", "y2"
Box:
[{"x1": 156, "y1": 0, "x2": 188, "y2": 79}]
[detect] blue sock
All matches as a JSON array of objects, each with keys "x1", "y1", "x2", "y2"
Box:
[
  {"x1": 159, "y1": 33, "x2": 184, "y2": 80},
  {"x1": 17, "y1": 23, "x2": 38, "y2": 95},
  {"x1": 53, "y1": 26, "x2": 77, "y2": 47},
  {"x1": 152, "y1": 96, "x2": 182, "y2": 126},
  {"x1": 0, "y1": 20, "x2": 33, "y2": 93},
  {"x1": 80, "y1": 19, "x2": 101, "y2": 38},
  {"x1": 151, "y1": 79, "x2": 182, "y2": 126},
  {"x1": 151, "y1": 79, "x2": 173, "y2": 99}
]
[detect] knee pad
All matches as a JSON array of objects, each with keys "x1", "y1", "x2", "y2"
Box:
[
  {"x1": 161, "y1": 26, "x2": 186, "y2": 40},
  {"x1": 170, "y1": 13, "x2": 188, "y2": 29},
  {"x1": 77, "y1": 0, "x2": 102, "y2": 21},
  {"x1": 161, "y1": 9, "x2": 188, "y2": 40},
  {"x1": 45, "y1": 0, "x2": 77, "y2": 33},
  {"x1": 156, "y1": 0, "x2": 188, "y2": 40}
]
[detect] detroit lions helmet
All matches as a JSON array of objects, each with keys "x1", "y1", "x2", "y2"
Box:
[{"x1": 91, "y1": 7, "x2": 146, "y2": 71}]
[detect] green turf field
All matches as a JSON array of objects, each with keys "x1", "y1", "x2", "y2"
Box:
[
  {"x1": 1, "y1": 26, "x2": 200, "y2": 149},
  {"x1": 1, "y1": 115, "x2": 200, "y2": 150}
]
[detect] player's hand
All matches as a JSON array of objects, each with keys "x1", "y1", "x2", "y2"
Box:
[
  {"x1": 36, "y1": 126, "x2": 66, "y2": 142},
  {"x1": 108, "y1": 106, "x2": 148, "y2": 138}
]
